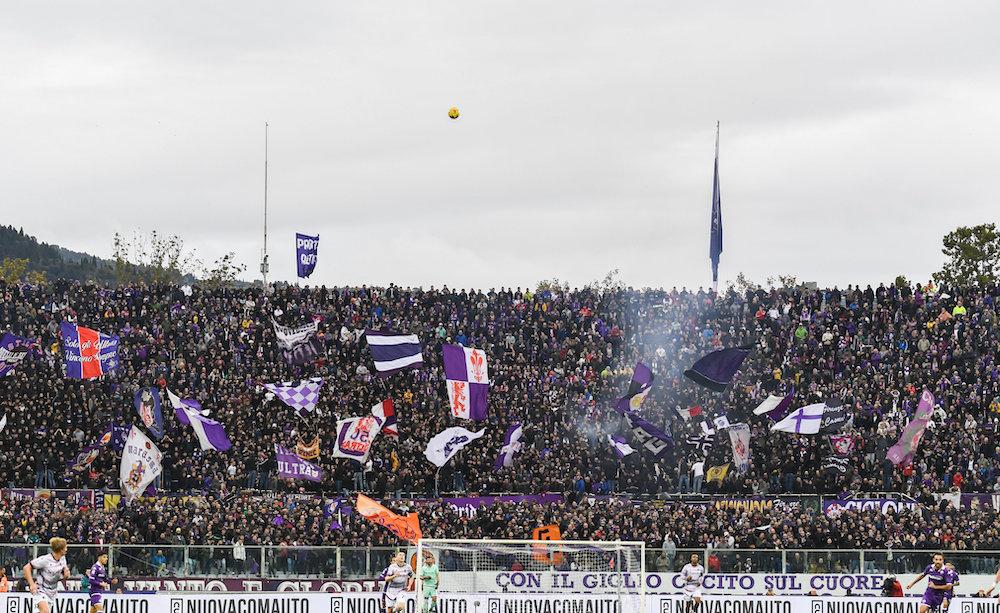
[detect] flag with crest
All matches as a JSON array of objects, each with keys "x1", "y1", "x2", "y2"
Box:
[
  {"x1": 615, "y1": 363, "x2": 653, "y2": 413},
  {"x1": 442, "y1": 344, "x2": 489, "y2": 421}
]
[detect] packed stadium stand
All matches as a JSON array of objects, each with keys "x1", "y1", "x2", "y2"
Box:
[{"x1": 2, "y1": 279, "x2": 999, "y2": 556}]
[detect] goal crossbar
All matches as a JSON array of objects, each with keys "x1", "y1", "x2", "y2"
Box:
[{"x1": 415, "y1": 538, "x2": 646, "y2": 612}]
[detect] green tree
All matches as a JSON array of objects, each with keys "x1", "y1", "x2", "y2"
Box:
[
  {"x1": 113, "y1": 230, "x2": 244, "y2": 286},
  {"x1": 113, "y1": 230, "x2": 201, "y2": 284},
  {"x1": 200, "y1": 252, "x2": 247, "y2": 288},
  {"x1": 729, "y1": 272, "x2": 760, "y2": 294},
  {"x1": 0, "y1": 257, "x2": 29, "y2": 284},
  {"x1": 933, "y1": 223, "x2": 1000, "y2": 287}
]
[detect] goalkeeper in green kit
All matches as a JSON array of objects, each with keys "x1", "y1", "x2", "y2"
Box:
[{"x1": 419, "y1": 549, "x2": 440, "y2": 612}]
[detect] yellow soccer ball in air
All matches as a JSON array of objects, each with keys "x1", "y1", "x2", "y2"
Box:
[{"x1": 448, "y1": 107, "x2": 460, "y2": 119}]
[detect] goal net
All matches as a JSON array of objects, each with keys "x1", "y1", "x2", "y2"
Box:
[{"x1": 416, "y1": 538, "x2": 646, "y2": 612}]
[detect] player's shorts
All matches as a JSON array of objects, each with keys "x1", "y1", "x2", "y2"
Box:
[
  {"x1": 90, "y1": 592, "x2": 103, "y2": 606},
  {"x1": 33, "y1": 591, "x2": 57, "y2": 610},
  {"x1": 383, "y1": 589, "x2": 404, "y2": 609},
  {"x1": 921, "y1": 591, "x2": 945, "y2": 608},
  {"x1": 683, "y1": 586, "x2": 703, "y2": 601},
  {"x1": 422, "y1": 586, "x2": 437, "y2": 599}
]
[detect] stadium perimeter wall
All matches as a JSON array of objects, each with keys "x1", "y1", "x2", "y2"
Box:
[
  {"x1": 79, "y1": 573, "x2": 1000, "y2": 596},
  {"x1": 5, "y1": 592, "x2": 1000, "y2": 613}
]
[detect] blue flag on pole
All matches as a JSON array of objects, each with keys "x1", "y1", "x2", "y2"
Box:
[
  {"x1": 710, "y1": 122, "x2": 723, "y2": 291},
  {"x1": 296, "y1": 233, "x2": 319, "y2": 278}
]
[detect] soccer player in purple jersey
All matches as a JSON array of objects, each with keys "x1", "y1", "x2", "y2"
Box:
[
  {"x1": 906, "y1": 553, "x2": 954, "y2": 613},
  {"x1": 942, "y1": 562, "x2": 958, "y2": 613},
  {"x1": 87, "y1": 553, "x2": 111, "y2": 613}
]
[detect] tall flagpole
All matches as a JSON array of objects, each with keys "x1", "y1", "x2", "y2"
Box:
[{"x1": 261, "y1": 122, "x2": 270, "y2": 287}]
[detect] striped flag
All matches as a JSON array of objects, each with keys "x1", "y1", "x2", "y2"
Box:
[{"x1": 364, "y1": 330, "x2": 423, "y2": 376}]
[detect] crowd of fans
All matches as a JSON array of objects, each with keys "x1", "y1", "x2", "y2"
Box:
[
  {"x1": 2, "y1": 494, "x2": 998, "y2": 577},
  {"x1": 2, "y1": 278, "x2": 1000, "y2": 545}
]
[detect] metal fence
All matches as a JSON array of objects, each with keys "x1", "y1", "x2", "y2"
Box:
[{"x1": 3, "y1": 544, "x2": 999, "y2": 579}]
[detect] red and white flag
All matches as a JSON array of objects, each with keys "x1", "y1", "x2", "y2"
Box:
[{"x1": 370, "y1": 399, "x2": 398, "y2": 438}]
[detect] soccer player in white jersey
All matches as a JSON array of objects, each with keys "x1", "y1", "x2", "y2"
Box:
[
  {"x1": 680, "y1": 553, "x2": 706, "y2": 613},
  {"x1": 979, "y1": 564, "x2": 1000, "y2": 601},
  {"x1": 23, "y1": 537, "x2": 70, "y2": 613},
  {"x1": 380, "y1": 551, "x2": 414, "y2": 613}
]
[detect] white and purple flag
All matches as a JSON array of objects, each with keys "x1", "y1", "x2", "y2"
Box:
[
  {"x1": 119, "y1": 426, "x2": 162, "y2": 502},
  {"x1": 0, "y1": 332, "x2": 35, "y2": 377},
  {"x1": 265, "y1": 378, "x2": 324, "y2": 418},
  {"x1": 608, "y1": 434, "x2": 635, "y2": 459},
  {"x1": 167, "y1": 389, "x2": 232, "y2": 452},
  {"x1": 728, "y1": 423, "x2": 751, "y2": 473},
  {"x1": 331, "y1": 415, "x2": 382, "y2": 463},
  {"x1": 615, "y1": 362, "x2": 653, "y2": 413},
  {"x1": 276, "y1": 444, "x2": 324, "y2": 482},
  {"x1": 771, "y1": 402, "x2": 826, "y2": 435},
  {"x1": 295, "y1": 233, "x2": 319, "y2": 279},
  {"x1": 364, "y1": 330, "x2": 423, "y2": 376},
  {"x1": 424, "y1": 426, "x2": 486, "y2": 468},
  {"x1": 273, "y1": 318, "x2": 324, "y2": 365},
  {"x1": 753, "y1": 390, "x2": 794, "y2": 421},
  {"x1": 493, "y1": 422, "x2": 524, "y2": 469},
  {"x1": 623, "y1": 412, "x2": 672, "y2": 458},
  {"x1": 442, "y1": 344, "x2": 489, "y2": 421}
]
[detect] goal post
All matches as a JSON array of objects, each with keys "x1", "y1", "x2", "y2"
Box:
[{"x1": 415, "y1": 538, "x2": 646, "y2": 612}]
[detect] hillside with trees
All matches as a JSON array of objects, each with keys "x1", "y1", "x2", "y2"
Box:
[{"x1": 0, "y1": 225, "x2": 117, "y2": 284}]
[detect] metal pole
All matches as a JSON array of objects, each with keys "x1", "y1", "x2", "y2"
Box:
[{"x1": 261, "y1": 122, "x2": 270, "y2": 287}]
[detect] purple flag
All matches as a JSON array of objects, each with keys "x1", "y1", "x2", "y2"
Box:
[
  {"x1": 887, "y1": 390, "x2": 935, "y2": 466},
  {"x1": 493, "y1": 422, "x2": 524, "y2": 469},
  {"x1": 442, "y1": 344, "x2": 489, "y2": 421},
  {"x1": 709, "y1": 122, "x2": 723, "y2": 289},
  {"x1": 608, "y1": 434, "x2": 635, "y2": 459},
  {"x1": 614, "y1": 362, "x2": 654, "y2": 413},
  {"x1": 0, "y1": 332, "x2": 35, "y2": 377},
  {"x1": 167, "y1": 389, "x2": 232, "y2": 452},
  {"x1": 97, "y1": 422, "x2": 128, "y2": 451},
  {"x1": 365, "y1": 330, "x2": 423, "y2": 376},
  {"x1": 66, "y1": 443, "x2": 103, "y2": 474},
  {"x1": 623, "y1": 412, "x2": 672, "y2": 458},
  {"x1": 683, "y1": 347, "x2": 750, "y2": 392},
  {"x1": 295, "y1": 233, "x2": 319, "y2": 279},
  {"x1": 265, "y1": 378, "x2": 324, "y2": 418},
  {"x1": 276, "y1": 444, "x2": 324, "y2": 482}
]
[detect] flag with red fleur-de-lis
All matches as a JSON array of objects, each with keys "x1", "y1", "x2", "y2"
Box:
[{"x1": 442, "y1": 344, "x2": 489, "y2": 421}]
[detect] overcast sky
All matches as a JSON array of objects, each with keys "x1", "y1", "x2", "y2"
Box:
[{"x1": 3, "y1": 2, "x2": 999, "y2": 291}]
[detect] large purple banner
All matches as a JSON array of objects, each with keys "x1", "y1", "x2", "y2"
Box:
[
  {"x1": 275, "y1": 444, "x2": 324, "y2": 482},
  {"x1": 436, "y1": 494, "x2": 564, "y2": 517},
  {"x1": 295, "y1": 234, "x2": 319, "y2": 279},
  {"x1": 4, "y1": 488, "x2": 95, "y2": 507}
]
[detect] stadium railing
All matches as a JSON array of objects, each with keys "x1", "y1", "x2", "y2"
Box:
[{"x1": 3, "y1": 544, "x2": 998, "y2": 579}]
